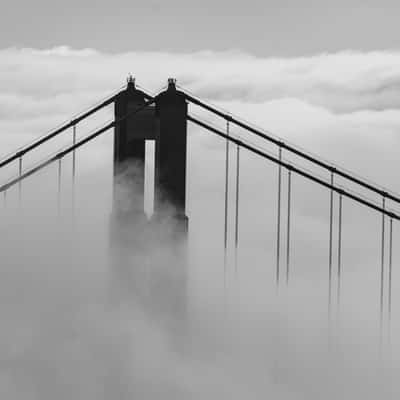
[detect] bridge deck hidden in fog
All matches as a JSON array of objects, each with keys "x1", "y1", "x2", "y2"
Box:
[{"x1": 0, "y1": 76, "x2": 399, "y2": 335}]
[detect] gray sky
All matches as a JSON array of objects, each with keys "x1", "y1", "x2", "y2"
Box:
[
  {"x1": 2, "y1": 0, "x2": 400, "y2": 55},
  {"x1": 2, "y1": 3, "x2": 400, "y2": 399}
]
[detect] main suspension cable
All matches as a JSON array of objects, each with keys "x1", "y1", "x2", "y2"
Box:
[
  {"x1": 0, "y1": 92, "x2": 119, "y2": 170},
  {"x1": 186, "y1": 115, "x2": 400, "y2": 221},
  {"x1": 0, "y1": 99, "x2": 157, "y2": 194},
  {"x1": 184, "y1": 92, "x2": 400, "y2": 207}
]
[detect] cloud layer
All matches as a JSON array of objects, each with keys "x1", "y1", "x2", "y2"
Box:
[
  {"x1": 1, "y1": 46, "x2": 400, "y2": 399},
  {"x1": 3, "y1": 47, "x2": 400, "y2": 113},
  {"x1": 1, "y1": 46, "x2": 400, "y2": 185}
]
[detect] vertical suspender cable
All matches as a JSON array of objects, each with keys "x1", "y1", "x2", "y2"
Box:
[
  {"x1": 380, "y1": 196, "x2": 386, "y2": 333},
  {"x1": 72, "y1": 125, "x2": 76, "y2": 181},
  {"x1": 286, "y1": 169, "x2": 292, "y2": 285},
  {"x1": 224, "y1": 120, "x2": 230, "y2": 289},
  {"x1": 388, "y1": 217, "x2": 393, "y2": 338},
  {"x1": 234, "y1": 144, "x2": 240, "y2": 275},
  {"x1": 72, "y1": 125, "x2": 77, "y2": 214},
  {"x1": 58, "y1": 158, "x2": 62, "y2": 214},
  {"x1": 337, "y1": 194, "x2": 343, "y2": 308},
  {"x1": 18, "y1": 156, "x2": 22, "y2": 204},
  {"x1": 276, "y1": 147, "x2": 282, "y2": 287},
  {"x1": 328, "y1": 172, "x2": 334, "y2": 316}
]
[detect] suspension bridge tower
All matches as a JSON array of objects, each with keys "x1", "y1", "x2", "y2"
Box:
[{"x1": 110, "y1": 77, "x2": 188, "y2": 322}]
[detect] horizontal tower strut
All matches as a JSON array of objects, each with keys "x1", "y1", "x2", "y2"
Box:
[
  {"x1": 0, "y1": 98, "x2": 157, "y2": 193},
  {"x1": 0, "y1": 92, "x2": 124, "y2": 169},
  {"x1": 183, "y1": 92, "x2": 400, "y2": 206},
  {"x1": 187, "y1": 114, "x2": 400, "y2": 221}
]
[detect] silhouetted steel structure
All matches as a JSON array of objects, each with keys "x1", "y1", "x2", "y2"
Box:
[
  {"x1": 0, "y1": 77, "x2": 398, "y2": 343},
  {"x1": 113, "y1": 76, "x2": 156, "y2": 217},
  {"x1": 111, "y1": 78, "x2": 188, "y2": 321},
  {"x1": 113, "y1": 76, "x2": 188, "y2": 226}
]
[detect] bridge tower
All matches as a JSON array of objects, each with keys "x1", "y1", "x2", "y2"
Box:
[
  {"x1": 154, "y1": 78, "x2": 188, "y2": 227},
  {"x1": 113, "y1": 76, "x2": 188, "y2": 225},
  {"x1": 111, "y1": 77, "x2": 188, "y2": 322},
  {"x1": 113, "y1": 75, "x2": 156, "y2": 218}
]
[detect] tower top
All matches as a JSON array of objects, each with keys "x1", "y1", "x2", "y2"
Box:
[
  {"x1": 167, "y1": 78, "x2": 177, "y2": 91},
  {"x1": 127, "y1": 74, "x2": 136, "y2": 89}
]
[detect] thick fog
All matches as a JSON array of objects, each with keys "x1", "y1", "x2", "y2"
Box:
[
  {"x1": 0, "y1": 47, "x2": 400, "y2": 399},
  {"x1": 0, "y1": 123, "x2": 398, "y2": 399}
]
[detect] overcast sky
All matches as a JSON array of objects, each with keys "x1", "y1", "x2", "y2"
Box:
[
  {"x1": 2, "y1": 0, "x2": 400, "y2": 55},
  {"x1": 2, "y1": 3, "x2": 400, "y2": 399}
]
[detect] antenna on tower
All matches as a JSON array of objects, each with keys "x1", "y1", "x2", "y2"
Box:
[
  {"x1": 127, "y1": 74, "x2": 135, "y2": 89},
  {"x1": 167, "y1": 78, "x2": 177, "y2": 90}
]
